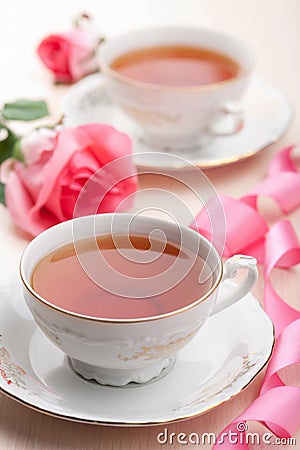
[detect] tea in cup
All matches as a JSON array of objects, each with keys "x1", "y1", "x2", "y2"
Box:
[
  {"x1": 20, "y1": 214, "x2": 257, "y2": 386},
  {"x1": 99, "y1": 26, "x2": 255, "y2": 149}
]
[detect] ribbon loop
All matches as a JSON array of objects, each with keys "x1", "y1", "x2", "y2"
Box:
[
  {"x1": 191, "y1": 195, "x2": 268, "y2": 260},
  {"x1": 191, "y1": 145, "x2": 300, "y2": 449}
]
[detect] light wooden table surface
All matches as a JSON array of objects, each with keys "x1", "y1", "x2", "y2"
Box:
[{"x1": 0, "y1": 1, "x2": 299, "y2": 449}]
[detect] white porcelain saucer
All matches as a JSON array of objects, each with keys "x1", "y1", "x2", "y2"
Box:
[
  {"x1": 0, "y1": 278, "x2": 274, "y2": 425},
  {"x1": 62, "y1": 74, "x2": 292, "y2": 170}
]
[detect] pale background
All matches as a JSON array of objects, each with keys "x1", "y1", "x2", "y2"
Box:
[{"x1": 0, "y1": 0, "x2": 299, "y2": 449}]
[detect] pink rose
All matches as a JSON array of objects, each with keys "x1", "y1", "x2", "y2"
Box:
[
  {"x1": 37, "y1": 28, "x2": 99, "y2": 83},
  {"x1": 4, "y1": 125, "x2": 137, "y2": 236}
]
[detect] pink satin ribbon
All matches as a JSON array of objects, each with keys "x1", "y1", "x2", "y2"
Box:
[{"x1": 191, "y1": 146, "x2": 300, "y2": 448}]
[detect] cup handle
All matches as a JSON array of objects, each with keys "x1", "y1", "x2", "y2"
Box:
[
  {"x1": 209, "y1": 102, "x2": 244, "y2": 136},
  {"x1": 211, "y1": 255, "x2": 258, "y2": 315}
]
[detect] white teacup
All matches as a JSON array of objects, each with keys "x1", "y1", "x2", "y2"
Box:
[
  {"x1": 99, "y1": 26, "x2": 255, "y2": 150},
  {"x1": 20, "y1": 214, "x2": 257, "y2": 386}
]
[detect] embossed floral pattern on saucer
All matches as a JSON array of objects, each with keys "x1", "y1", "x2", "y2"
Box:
[{"x1": 0, "y1": 278, "x2": 274, "y2": 425}]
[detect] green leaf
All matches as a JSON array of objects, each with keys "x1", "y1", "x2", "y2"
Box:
[
  {"x1": 0, "y1": 183, "x2": 6, "y2": 207},
  {"x1": 0, "y1": 125, "x2": 17, "y2": 164},
  {"x1": 2, "y1": 99, "x2": 49, "y2": 121},
  {"x1": 12, "y1": 139, "x2": 24, "y2": 162}
]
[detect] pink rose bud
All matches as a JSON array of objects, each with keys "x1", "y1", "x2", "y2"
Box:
[
  {"x1": 37, "y1": 28, "x2": 99, "y2": 83},
  {"x1": 21, "y1": 128, "x2": 58, "y2": 164}
]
